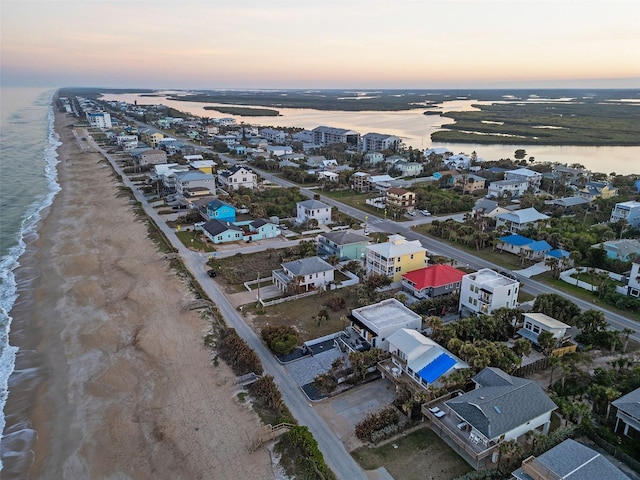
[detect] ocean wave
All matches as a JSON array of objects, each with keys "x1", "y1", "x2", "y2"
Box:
[{"x1": 0, "y1": 89, "x2": 60, "y2": 471}]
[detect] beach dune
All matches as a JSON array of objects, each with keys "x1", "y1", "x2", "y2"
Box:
[{"x1": 4, "y1": 110, "x2": 273, "y2": 479}]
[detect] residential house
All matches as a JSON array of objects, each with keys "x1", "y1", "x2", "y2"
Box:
[
  {"x1": 364, "y1": 152, "x2": 385, "y2": 165},
  {"x1": 295, "y1": 199, "x2": 332, "y2": 225},
  {"x1": 318, "y1": 171, "x2": 339, "y2": 182},
  {"x1": 577, "y1": 181, "x2": 619, "y2": 201},
  {"x1": 348, "y1": 298, "x2": 422, "y2": 351},
  {"x1": 366, "y1": 234, "x2": 428, "y2": 282},
  {"x1": 429, "y1": 368, "x2": 556, "y2": 469},
  {"x1": 272, "y1": 256, "x2": 335, "y2": 293},
  {"x1": 472, "y1": 198, "x2": 510, "y2": 219},
  {"x1": 613, "y1": 386, "x2": 640, "y2": 438},
  {"x1": 202, "y1": 219, "x2": 243, "y2": 244},
  {"x1": 459, "y1": 269, "x2": 520, "y2": 315},
  {"x1": 453, "y1": 174, "x2": 486, "y2": 194},
  {"x1": 517, "y1": 312, "x2": 571, "y2": 348},
  {"x1": 140, "y1": 131, "x2": 165, "y2": 148},
  {"x1": 487, "y1": 179, "x2": 530, "y2": 199},
  {"x1": 361, "y1": 133, "x2": 402, "y2": 152},
  {"x1": 237, "y1": 218, "x2": 281, "y2": 242},
  {"x1": 312, "y1": 126, "x2": 360, "y2": 147},
  {"x1": 203, "y1": 199, "x2": 236, "y2": 222},
  {"x1": 230, "y1": 145, "x2": 246, "y2": 155},
  {"x1": 512, "y1": 439, "x2": 630, "y2": 480},
  {"x1": 172, "y1": 171, "x2": 216, "y2": 199},
  {"x1": 504, "y1": 168, "x2": 543, "y2": 191},
  {"x1": 317, "y1": 231, "x2": 370, "y2": 262},
  {"x1": 116, "y1": 134, "x2": 138, "y2": 149},
  {"x1": 386, "y1": 187, "x2": 416, "y2": 211},
  {"x1": 305, "y1": 155, "x2": 327, "y2": 168},
  {"x1": 352, "y1": 173, "x2": 396, "y2": 193},
  {"x1": 445, "y1": 154, "x2": 473, "y2": 170},
  {"x1": 351, "y1": 172, "x2": 371, "y2": 193},
  {"x1": 552, "y1": 164, "x2": 588, "y2": 185},
  {"x1": 384, "y1": 328, "x2": 468, "y2": 390},
  {"x1": 394, "y1": 161, "x2": 424, "y2": 177},
  {"x1": 627, "y1": 256, "x2": 640, "y2": 298},
  {"x1": 266, "y1": 145, "x2": 293, "y2": 158},
  {"x1": 218, "y1": 165, "x2": 258, "y2": 191},
  {"x1": 137, "y1": 149, "x2": 167, "y2": 167},
  {"x1": 401, "y1": 264, "x2": 465, "y2": 299},
  {"x1": 496, "y1": 235, "x2": 552, "y2": 261},
  {"x1": 424, "y1": 147, "x2": 452, "y2": 158},
  {"x1": 610, "y1": 200, "x2": 640, "y2": 228},
  {"x1": 496, "y1": 208, "x2": 550, "y2": 234},
  {"x1": 153, "y1": 163, "x2": 189, "y2": 185},
  {"x1": 189, "y1": 160, "x2": 217, "y2": 175},
  {"x1": 549, "y1": 196, "x2": 590, "y2": 209},
  {"x1": 212, "y1": 134, "x2": 238, "y2": 146},
  {"x1": 594, "y1": 238, "x2": 640, "y2": 262}
]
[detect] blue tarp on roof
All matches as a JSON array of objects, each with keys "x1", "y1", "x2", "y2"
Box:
[
  {"x1": 499, "y1": 234, "x2": 532, "y2": 246},
  {"x1": 418, "y1": 353, "x2": 456, "y2": 383}
]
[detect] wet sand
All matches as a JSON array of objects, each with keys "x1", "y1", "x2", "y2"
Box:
[{"x1": 1, "y1": 109, "x2": 273, "y2": 479}]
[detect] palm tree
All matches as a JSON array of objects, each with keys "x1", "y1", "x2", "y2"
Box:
[{"x1": 621, "y1": 328, "x2": 635, "y2": 353}]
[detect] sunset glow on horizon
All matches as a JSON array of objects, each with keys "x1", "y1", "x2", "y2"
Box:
[{"x1": 2, "y1": 0, "x2": 639, "y2": 90}]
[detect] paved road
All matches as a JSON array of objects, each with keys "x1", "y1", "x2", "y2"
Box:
[{"x1": 88, "y1": 134, "x2": 369, "y2": 480}]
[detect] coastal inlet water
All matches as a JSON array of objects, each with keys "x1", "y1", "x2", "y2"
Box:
[
  {"x1": 102, "y1": 92, "x2": 640, "y2": 175},
  {"x1": 0, "y1": 87, "x2": 60, "y2": 473}
]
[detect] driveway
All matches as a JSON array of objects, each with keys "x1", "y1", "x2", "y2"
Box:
[{"x1": 514, "y1": 262, "x2": 549, "y2": 278}]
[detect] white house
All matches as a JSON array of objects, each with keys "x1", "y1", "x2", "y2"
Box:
[
  {"x1": 610, "y1": 200, "x2": 640, "y2": 228},
  {"x1": 364, "y1": 152, "x2": 385, "y2": 165},
  {"x1": 504, "y1": 167, "x2": 543, "y2": 191},
  {"x1": 266, "y1": 145, "x2": 293, "y2": 157},
  {"x1": 217, "y1": 165, "x2": 258, "y2": 191},
  {"x1": 495, "y1": 208, "x2": 550, "y2": 234},
  {"x1": 259, "y1": 128, "x2": 287, "y2": 143},
  {"x1": 487, "y1": 179, "x2": 530, "y2": 199},
  {"x1": 272, "y1": 256, "x2": 335, "y2": 293},
  {"x1": 295, "y1": 199, "x2": 332, "y2": 225},
  {"x1": 349, "y1": 298, "x2": 422, "y2": 351},
  {"x1": 386, "y1": 328, "x2": 468, "y2": 389},
  {"x1": 613, "y1": 387, "x2": 640, "y2": 438},
  {"x1": 627, "y1": 256, "x2": 640, "y2": 298},
  {"x1": 459, "y1": 268, "x2": 520, "y2": 315},
  {"x1": 517, "y1": 312, "x2": 571, "y2": 347}
]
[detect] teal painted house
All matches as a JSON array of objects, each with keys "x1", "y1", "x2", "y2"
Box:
[
  {"x1": 317, "y1": 231, "x2": 370, "y2": 261},
  {"x1": 202, "y1": 219, "x2": 243, "y2": 244},
  {"x1": 205, "y1": 199, "x2": 236, "y2": 222}
]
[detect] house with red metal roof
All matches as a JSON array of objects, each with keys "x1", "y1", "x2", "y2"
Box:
[{"x1": 401, "y1": 264, "x2": 465, "y2": 299}]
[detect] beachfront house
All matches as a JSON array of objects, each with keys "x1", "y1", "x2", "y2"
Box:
[
  {"x1": 202, "y1": 219, "x2": 243, "y2": 244},
  {"x1": 272, "y1": 256, "x2": 335, "y2": 293},
  {"x1": 203, "y1": 199, "x2": 236, "y2": 222},
  {"x1": 459, "y1": 269, "x2": 519, "y2": 315}
]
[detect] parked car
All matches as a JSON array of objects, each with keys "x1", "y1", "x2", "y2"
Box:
[
  {"x1": 206, "y1": 269, "x2": 217, "y2": 278},
  {"x1": 407, "y1": 210, "x2": 417, "y2": 217},
  {"x1": 421, "y1": 210, "x2": 431, "y2": 216}
]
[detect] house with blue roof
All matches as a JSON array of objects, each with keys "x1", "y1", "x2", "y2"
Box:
[
  {"x1": 497, "y1": 234, "x2": 551, "y2": 260},
  {"x1": 385, "y1": 328, "x2": 468, "y2": 390},
  {"x1": 204, "y1": 199, "x2": 236, "y2": 222}
]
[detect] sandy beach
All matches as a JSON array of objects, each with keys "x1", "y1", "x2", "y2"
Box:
[{"x1": 3, "y1": 109, "x2": 274, "y2": 479}]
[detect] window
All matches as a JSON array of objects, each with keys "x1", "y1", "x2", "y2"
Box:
[
  {"x1": 533, "y1": 325, "x2": 541, "y2": 334},
  {"x1": 396, "y1": 267, "x2": 401, "y2": 272},
  {"x1": 468, "y1": 296, "x2": 473, "y2": 304},
  {"x1": 410, "y1": 254, "x2": 414, "y2": 260}
]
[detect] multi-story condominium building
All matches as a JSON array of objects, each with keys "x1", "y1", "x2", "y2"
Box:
[
  {"x1": 459, "y1": 268, "x2": 519, "y2": 314},
  {"x1": 504, "y1": 168, "x2": 543, "y2": 192},
  {"x1": 610, "y1": 200, "x2": 640, "y2": 228},
  {"x1": 218, "y1": 165, "x2": 258, "y2": 191},
  {"x1": 360, "y1": 133, "x2": 402, "y2": 153},
  {"x1": 366, "y1": 234, "x2": 428, "y2": 282},
  {"x1": 487, "y1": 179, "x2": 530, "y2": 199},
  {"x1": 295, "y1": 199, "x2": 332, "y2": 225},
  {"x1": 312, "y1": 126, "x2": 360, "y2": 147},
  {"x1": 386, "y1": 188, "x2": 416, "y2": 210},
  {"x1": 86, "y1": 111, "x2": 112, "y2": 128}
]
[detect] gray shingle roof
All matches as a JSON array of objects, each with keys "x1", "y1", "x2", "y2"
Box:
[
  {"x1": 612, "y1": 386, "x2": 640, "y2": 419},
  {"x1": 320, "y1": 231, "x2": 370, "y2": 245},
  {"x1": 512, "y1": 439, "x2": 630, "y2": 480},
  {"x1": 298, "y1": 199, "x2": 330, "y2": 210},
  {"x1": 445, "y1": 367, "x2": 557, "y2": 440},
  {"x1": 282, "y1": 256, "x2": 335, "y2": 276},
  {"x1": 202, "y1": 219, "x2": 242, "y2": 236}
]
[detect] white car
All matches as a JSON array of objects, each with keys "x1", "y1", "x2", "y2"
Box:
[
  {"x1": 421, "y1": 210, "x2": 431, "y2": 216},
  {"x1": 407, "y1": 210, "x2": 417, "y2": 216}
]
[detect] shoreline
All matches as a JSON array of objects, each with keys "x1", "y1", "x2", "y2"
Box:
[{"x1": 2, "y1": 106, "x2": 273, "y2": 479}]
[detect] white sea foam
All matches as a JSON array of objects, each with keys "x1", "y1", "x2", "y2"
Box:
[{"x1": 0, "y1": 90, "x2": 60, "y2": 471}]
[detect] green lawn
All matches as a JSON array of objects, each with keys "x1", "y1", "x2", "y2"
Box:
[
  {"x1": 175, "y1": 231, "x2": 217, "y2": 252},
  {"x1": 351, "y1": 427, "x2": 472, "y2": 480}
]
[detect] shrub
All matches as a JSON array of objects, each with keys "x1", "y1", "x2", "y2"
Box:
[
  {"x1": 216, "y1": 327, "x2": 263, "y2": 375},
  {"x1": 277, "y1": 426, "x2": 336, "y2": 480},
  {"x1": 261, "y1": 324, "x2": 298, "y2": 355},
  {"x1": 355, "y1": 407, "x2": 400, "y2": 442}
]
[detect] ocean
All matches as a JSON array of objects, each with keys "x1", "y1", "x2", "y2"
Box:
[{"x1": 0, "y1": 87, "x2": 60, "y2": 471}]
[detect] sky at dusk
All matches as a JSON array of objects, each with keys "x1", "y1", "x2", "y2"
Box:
[{"x1": 1, "y1": 0, "x2": 639, "y2": 90}]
